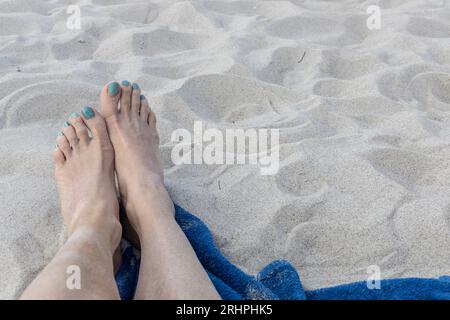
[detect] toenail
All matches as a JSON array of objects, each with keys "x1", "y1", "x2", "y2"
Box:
[
  {"x1": 108, "y1": 82, "x2": 120, "y2": 96},
  {"x1": 64, "y1": 121, "x2": 70, "y2": 127},
  {"x1": 132, "y1": 83, "x2": 139, "y2": 90},
  {"x1": 140, "y1": 94, "x2": 145, "y2": 100},
  {"x1": 122, "y1": 80, "x2": 130, "y2": 86},
  {"x1": 55, "y1": 144, "x2": 59, "y2": 149},
  {"x1": 58, "y1": 131, "x2": 64, "y2": 136},
  {"x1": 70, "y1": 112, "x2": 80, "y2": 118},
  {"x1": 81, "y1": 106, "x2": 95, "y2": 119}
]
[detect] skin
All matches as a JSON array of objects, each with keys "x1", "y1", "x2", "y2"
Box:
[
  {"x1": 21, "y1": 108, "x2": 121, "y2": 299},
  {"x1": 100, "y1": 81, "x2": 220, "y2": 300},
  {"x1": 20, "y1": 81, "x2": 220, "y2": 300}
]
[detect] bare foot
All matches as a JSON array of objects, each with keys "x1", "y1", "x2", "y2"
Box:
[
  {"x1": 54, "y1": 106, "x2": 121, "y2": 250},
  {"x1": 99, "y1": 81, "x2": 174, "y2": 235},
  {"x1": 20, "y1": 116, "x2": 122, "y2": 300},
  {"x1": 99, "y1": 81, "x2": 219, "y2": 299}
]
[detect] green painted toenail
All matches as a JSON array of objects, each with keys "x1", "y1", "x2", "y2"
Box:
[
  {"x1": 64, "y1": 121, "x2": 70, "y2": 127},
  {"x1": 122, "y1": 80, "x2": 130, "y2": 86},
  {"x1": 81, "y1": 106, "x2": 95, "y2": 119},
  {"x1": 58, "y1": 132, "x2": 64, "y2": 136},
  {"x1": 132, "y1": 83, "x2": 139, "y2": 90},
  {"x1": 70, "y1": 112, "x2": 80, "y2": 118},
  {"x1": 108, "y1": 82, "x2": 120, "y2": 96},
  {"x1": 55, "y1": 144, "x2": 59, "y2": 149},
  {"x1": 140, "y1": 94, "x2": 145, "y2": 100}
]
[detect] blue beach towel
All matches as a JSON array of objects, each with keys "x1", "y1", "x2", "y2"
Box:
[{"x1": 115, "y1": 204, "x2": 450, "y2": 300}]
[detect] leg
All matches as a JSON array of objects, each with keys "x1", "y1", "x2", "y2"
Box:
[
  {"x1": 21, "y1": 108, "x2": 121, "y2": 299},
  {"x1": 101, "y1": 81, "x2": 220, "y2": 299}
]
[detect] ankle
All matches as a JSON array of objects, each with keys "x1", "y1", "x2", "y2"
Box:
[
  {"x1": 67, "y1": 203, "x2": 122, "y2": 251},
  {"x1": 122, "y1": 172, "x2": 165, "y2": 196},
  {"x1": 124, "y1": 186, "x2": 176, "y2": 235},
  {"x1": 133, "y1": 208, "x2": 177, "y2": 242},
  {"x1": 122, "y1": 174, "x2": 170, "y2": 209},
  {"x1": 67, "y1": 226, "x2": 121, "y2": 259}
]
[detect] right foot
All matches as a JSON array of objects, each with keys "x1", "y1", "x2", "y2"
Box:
[
  {"x1": 99, "y1": 81, "x2": 174, "y2": 235},
  {"x1": 100, "y1": 82, "x2": 220, "y2": 300}
]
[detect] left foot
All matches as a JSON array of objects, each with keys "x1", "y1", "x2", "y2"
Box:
[{"x1": 53, "y1": 107, "x2": 121, "y2": 251}]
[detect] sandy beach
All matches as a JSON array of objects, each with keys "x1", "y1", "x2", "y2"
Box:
[{"x1": 0, "y1": 0, "x2": 449, "y2": 298}]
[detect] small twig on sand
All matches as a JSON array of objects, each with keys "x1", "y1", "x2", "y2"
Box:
[{"x1": 298, "y1": 51, "x2": 306, "y2": 64}]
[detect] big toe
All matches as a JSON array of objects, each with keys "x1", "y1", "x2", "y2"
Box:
[
  {"x1": 100, "y1": 81, "x2": 121, "y2": 118},
  {"x1": 80, "y1": 106, "x2": 110, "y2": 142}
]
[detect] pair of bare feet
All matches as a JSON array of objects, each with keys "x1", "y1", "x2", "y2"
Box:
[
  {"x1": 54, "y1": 81, "x2": 167, "y2": 252},
  {"x1": 20, "y1": 81, "x2": 220, "y2": 300}
]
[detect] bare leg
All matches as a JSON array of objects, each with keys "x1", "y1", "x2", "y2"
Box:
[
  {"x1": 100, "y1": 81, "x2": 220, "y2": 300},
  {"x1": 21, "y1": 108, "x2": 121, "y2": 299}
]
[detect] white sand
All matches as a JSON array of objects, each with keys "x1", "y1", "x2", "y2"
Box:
[{"x1": 1, "y1": 0, "x2": 450, "y2": 299}]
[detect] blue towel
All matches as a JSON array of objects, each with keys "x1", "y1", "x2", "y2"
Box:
[{"x1": 115, "y1": 204, "x2": 450, "y2": 300}]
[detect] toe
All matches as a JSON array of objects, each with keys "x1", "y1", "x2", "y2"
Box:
[
  {"x1": 139, "y1": 95, "x2": 150, "y2": 121},
  {"x1": 130, "y1": 82, "x2": 141, "y2": 114},
  {"x1": 62, "y1": 121, "x2": 78, "y2": 148},
  {"x1": 56, "y1": 134, "x2": 72, "y2": 158},
  {"x1": 119, "y1": 80, "x2": 132, "y2": 112},
  {"x1": 53, "y1": 146, "x2": 65, "y2": 165},
  {"x1": 80, "y1": 106, "x2": 109, "y2": 141},
  {"x1": 68, "y1": 112, "x2": 89, "y2": 144},
  {"x1": 100, "y1": 81, "x2": 121, "y2": 118},
  {"x1": 148, "y1": 110, "x2": 157, "y2": 126}
]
